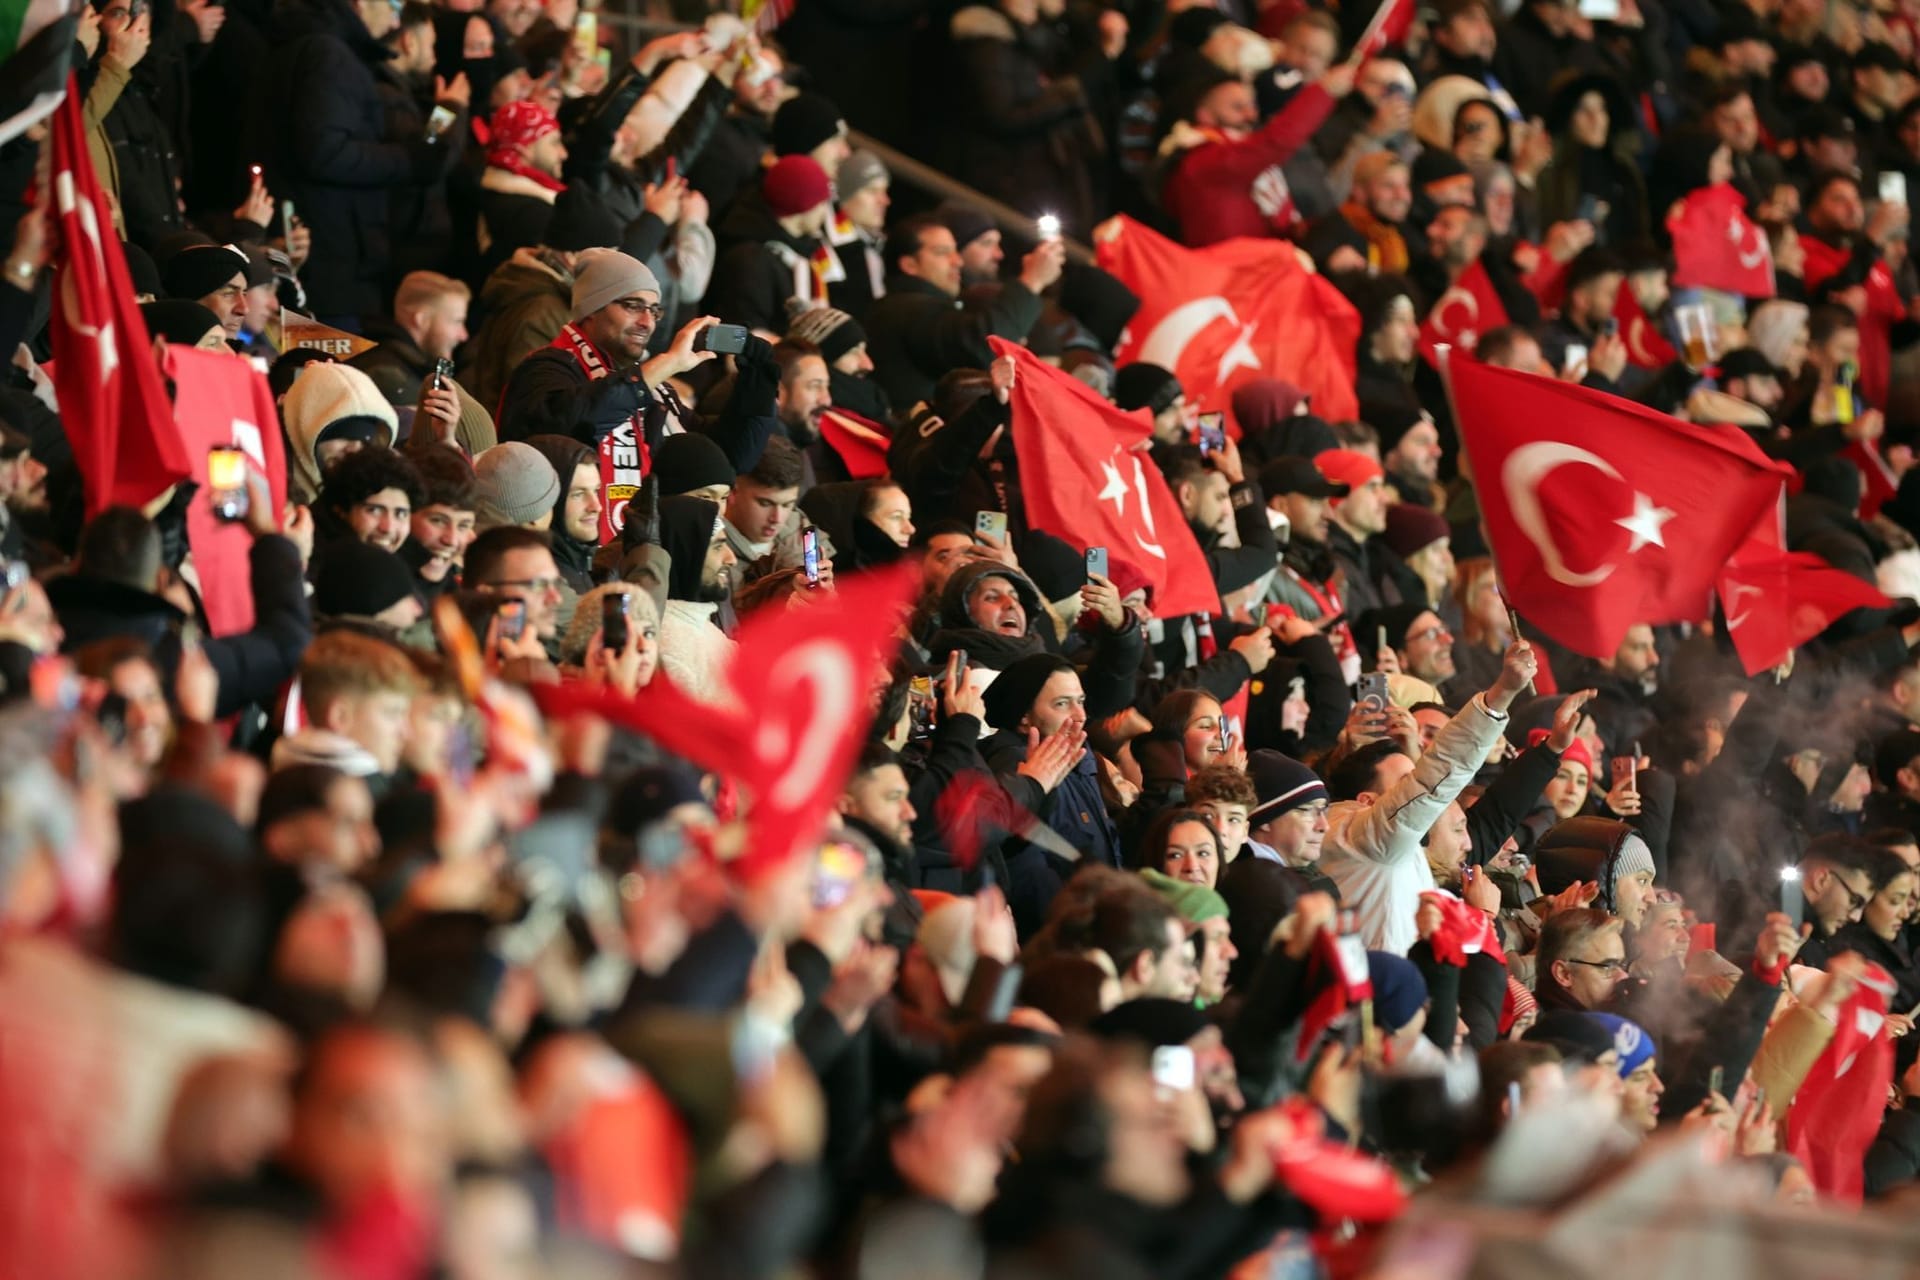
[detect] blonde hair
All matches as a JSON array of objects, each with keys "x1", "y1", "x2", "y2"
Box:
[
  {"x1": 299, "y1": 630, "x2": 421, "y2": 723},
  {"x1": 394, "y1": 271, "x2": 470, "y2": 319},
  {"x1": 561, "y1": 584, "x2": 660, "y2": 666}
]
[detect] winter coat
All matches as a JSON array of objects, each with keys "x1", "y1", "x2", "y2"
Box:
[
  {"x1": 374, "y1": 64, "x2": 468, "y2": 281},
  {"x1": 47, "y1": 536, "x2": 312, "y2": 720},
  {"x1": 1159, "y1": 85, "x2": 1335, "y2": 246},
  {"x1": 705, "y1": 196, "x2": 831, "y2": 337},
  {"x1": 658, "y1": 599, "x2": 734, "y2": 704},
  {"x1": 684, "y1": 110, "x2": 772, "y2": 216},
  {"x1": 460, "y1": 248, "x2": 574, "y2": 416},
  {"x1": 348, "y1": 322, "x2": 498, "y2": 457},
  {"x1": 477, "y1": 168, "x2": 559, "y2": 271},
  {"x1": 99, "y1": 59, "x2": 187, "y2": 252},
  {"x1": 1319, "y1": 693, "x2": 1510, "y2": 955},
  {"x1": 865, "y1": 275, "x2": 1044, "y2": 409},
  {"x1": 260, "y1": 0, "x2": 457, "y2": 320},
  {"x1": 940, "y1": 4, "x2": 1097, "y2": 234}
]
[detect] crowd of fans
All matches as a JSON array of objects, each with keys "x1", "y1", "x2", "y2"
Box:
[{"x1": 14, "y1": 0, "x2": 1920, "y2": 1273}]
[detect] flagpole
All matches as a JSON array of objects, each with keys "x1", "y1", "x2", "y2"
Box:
[
  {"x1": 1433, "y1": 344, "x2": 1534, "y2": 695},
  {"x1": 1350, "y1": 0, "x2": 1399, "y2": 62}
]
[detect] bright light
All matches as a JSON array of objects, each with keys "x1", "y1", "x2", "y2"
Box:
[{"x1": 1779, "y1": 866, "x2": 1802, "y2": 883}]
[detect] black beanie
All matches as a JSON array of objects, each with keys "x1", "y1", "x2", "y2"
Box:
[
  {"x1": 140, "y1": 300, "x2": 223, "y2": 345},
  {"x1": 658, "y1": 494, "x2": 721, "y2": 601},
  {"x1": 651, "y1": 433, "x2": 736, "y2": 496},
  {"x1": 772, "y1": 92, "x2": 845, "y2": 157},
  {"x1": 547, "y1": 187, "x2": 624, "y2": 253},
  {"x1": 162, "y1": 244, "x2": 249, "y2": 301},
  {"x1": 123, "y1": 242, "x2": 162, "y2": 299},
  {"x1": 981, "y1": 652, "x2": 1075, "y2": 731},
  {"x1": 313, "y1": 540, "x2": 420, "y2": 618},
  {"x1": 1112, "y1": 362, "x2": 1182, "y2": 414}
]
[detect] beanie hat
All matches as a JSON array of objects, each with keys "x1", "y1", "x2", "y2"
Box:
[
  {"x1": 473, "y1": 442, "x2": 562, "y2": 529},
  {"x1": 140, "y1": 300, "x2": 223, "y2": 346},
  {"x1": 1315, "y1": 448, "x2": 1384, "y2": 498},
  {"x1": 547, "y1": 187, "x2": 623, "y2": 253},
  {"x1": 1525, "y1": 1010, "x2": 1619, "y2": 1064},
  {"x1": 1411, "y1": 147, "x2": 1472, "y2": 193},
  {"x1": 786, "y1": 305, "x2": 867, "y2": 365},
  {"x1": 1382, "y1": 503, "x2": 1451, "y2": 559},
  {"x1": 771, "y1": 91, "x2": 845, "y2": 157},
  {"x1": 837, "y1": 149, "x2": 889, "y2": 199},
  {"x1": 1366, "y1": 399, "x2": 1431, "y2": 456},
  {"x1": 162, "y1": 244, "x2": 249, "y2": 301},
  {"x1": 1139, "y1": 868, "x2": 1229, "y2": 924},
  {"x1": 1356, "y1": 603, "x2": 1431, "y2": 655},
  {"x1": 1112, "y1": 362, "x2": 1183, "y2": 415},
  {"x1": 1090, "y1": 996, "x2": 1212, "y2": 1048},
  {"x1": 1246, "y1": 749, "x2": 1327, "y2": 824},
  {"x1": 312, "y1": 540, "x2": 420, "y2": 618},
  {"x1": 282, "y1": 361, "x2": 398, "y2": 454},
  {"x1": 1527, "y1": 728, "x2": 1593, "y2": 778},
  {"x1": 1365, "y1": 951, "x2": 1429, "y2": 1032},
  {"x1": 570, "y1": 248, "x2": 660, "y2": 321},
  {"x1": 981, "y1": 652, "x2": 1075, "y2": 731},
  {"x1": 763, "y1": 154, "x2": 832, "y2": 218},
  {"x1": 650, "y1": 432, "x2": 736, "y2": 496},
  {"x1": 936, "y1": 200, "x2": 995, "y2": 251},
  {"x1": 123, "y1": 242, "x2": 162, "y2": 299},
  {"x1": 1584, "y1": 1013, "x2": 1656, "y2": 1077}
]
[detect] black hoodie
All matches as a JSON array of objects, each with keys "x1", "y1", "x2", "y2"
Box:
[
  {"x1": 527, "y1": 434, "x2": 598, "y2": 591},
  {"x1": 658, "y1": 495, "x2": 722, "y2": 602}
]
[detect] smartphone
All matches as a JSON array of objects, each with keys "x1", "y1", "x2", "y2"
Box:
[
  {"x1": 426, "y1": 105, "x2": 457, "y2": 140},
  {"x1": 497, "y1": 599, "x2": 527, "y2": 642},
  {"x1": 1578, "y1": 0, "x2": 1620, "y2": 18},
  {"x1": 1195, "y1": 411, "x2": 1227, "y2": 456},
  {"x1": 1357, "y1": 670, "x2": 1391, "y2": 713},
  {"x1": 1708, "y1": 1065, "x2": 1724, "y2": 1099},
  {"x1": 1, "y1": 559, "x2": 29, "y2": 599},
  {"x1": 1882, "y1": 171, "x2": 1908, "y2": 208},
  {"x1": 1085, "y1": 545, "x2": 1109, "y2": 581},
  {"x1": 1610, "y1": 756, "x2": 1637, "y2": 790},
  {"x1": 802, "y1": 526, "x2": 821, "y2": 587},
  {"x1": 954, "y1": 648, "x2": 970, "y2": 679},
  {"x1": 1779, "y1": 866, "x2": 1805, "y2": 930},
  {"x1": 280, "y1": 199, "x2": 296, "y2": 241},
  {"x1": 1600, "y1": 316, "x2": 1619, "y2": 339},
  {"x1": 693, "y1": 323, "x2": 750, "y2": 355},
  {"x1": 811, "y1": 840, "x2": 867, "y2": 909},
  {"x1": 1150, "y1": 1044, "x2": 1195, "y2": 1092},
  {"x1": 975, "y1": 510, "x2": 1008, "y2": 540},
  {"x1": 665, "y1": 155, "x2": 677, "y2": 184},
  {"x1": 1035, "y1": 213, "x2": 1061, "y2": 241},
  {"x1": 602, "y1": 590, "x2": 631, "y2": 651},
  {"x1": 1563, "y1": 343, "x2": 1588, "y2": 376},
  {"x1": 908, "y1": 674, "x2": 935, "y2": 740},
  {"x1": 207, "y1": 446, "x2": 249, "y2": 522},
  {"x1": 430, "y1": 356, "x2": 452, "y2": 391},
  {"x1": 1223, "y1": 713, "x2": 1241, "y2": 744}
]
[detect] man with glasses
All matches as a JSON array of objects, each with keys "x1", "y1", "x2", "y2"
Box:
[
  {"x1": 1794, "y1": 835, "x2": 1908, "y2": 970},
  {"x1": 1359, "y1": 602, "x2": 1456, "y2": 686},
  {"x1": 1537, "y1": 908, "x2": 1631, "y2": 1012},
  {"x1": 465, "y1": 526, "x2": 568, "y2": 648}
]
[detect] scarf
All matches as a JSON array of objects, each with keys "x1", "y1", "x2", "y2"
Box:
[
  {"x1": 1339, "y1": 201, "x2": 1409, "y2": 275},
  {"x1": 486, "y1": 101, "x2": 567, "y2": 193},
  {"x1": 552, "y1": 324, "x2": 649, "y2": 541},
  {"x1": 486, "y1": 152, "x2": 567, "y2": 194},
  {"x1": 767, "y1": 238, "x2": 844, "y2": 309}
]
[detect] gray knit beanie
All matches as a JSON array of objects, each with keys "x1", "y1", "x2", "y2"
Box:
[
  {"x1": 571, "y1": 249, "x2": 661, "y2": 321},
  {"x1": 837, "y1": 149, "x2": 889, "y2": 199},
  {"x1": 474, "y1": 442, "x2": 562, "y2": 530}
]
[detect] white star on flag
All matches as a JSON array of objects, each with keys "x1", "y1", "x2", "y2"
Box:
[
  {"x1": 1616, "y1": 492, "x2": 1676, "y2": 553},
  {"x1": 1098, "y1": 456, "x2": 1129, "y2": 516}
]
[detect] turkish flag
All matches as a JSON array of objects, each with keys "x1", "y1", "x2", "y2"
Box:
[
  {"x1": 47, "y1": 77, "x2": 190, "y2": 515},
  {"x1": 990, "y1": 337, "x2": 1219, "y2": 620},
  {"x1": 1614, "y1": 287, "x2": 1677, "y2": 370},
  {"x1": 1418, "y1": 258, "x2": 1508, "y2": 366},
  {"x1": 532, "y1": 564, "x2": 917, "y2": 878},
  {"x1": 1717, "y1": 521, "x2": 1890, "y2": 675},
  {"x1": 1668, "y1": 182, "x2": 1775, "y2": 298},
  {"x1": 1097, "y1": 215, "x2": 1359, "y2": 429},
  {"x1": 818, "y1": 407, "x2": 891, "y2": 479},
  {"x1": 164, "y1": 347, "x2": 288, "y2": 636},
  {"x1": 1447, "y1": 355, "x2": 1792, "y2": 658},
  {"x1": 1352, "y1": 0, "x2": 1416, "y2": 55},
  {"x1": 1788, "y1": 962, "x2": 1896, "y2": 1203}
]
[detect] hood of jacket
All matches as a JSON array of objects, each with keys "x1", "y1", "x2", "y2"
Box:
[
  {"x1": 526, "y1": 434, "x2": 597, "y2": 574},
  {"x1": 938, "y1": 559, "x2": 1047, "y2": 635},
  {"x1": 658, "y1": 495, "x2": 722, "y2": 602},
  {"x1": 1533, "y1": 816, "x2": 1639, "y2": 913},
  {"x1": 479, "y1": 248, "x2": 574, "y2": 313}
]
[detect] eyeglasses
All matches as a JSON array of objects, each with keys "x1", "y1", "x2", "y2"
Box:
[
  {"x1": 614, "y1": 298, "x2": 667, "y2": 321},
  {"x1": 1564, "y1": 957, "x2": 1629, "y2": 977},
  {"x1": 1406, "y1": 624, "x2": 1451, "y2": 645},
  {"x1": 487, "y1": 576, "x2": 564, "y2": 594}
]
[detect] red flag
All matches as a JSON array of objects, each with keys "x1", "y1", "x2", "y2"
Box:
[
  {"x1": 164, "y1": 346, "x2": 288, "y2": 636},
  {"x1": 1845, "y1": 438, "x2": 1898, "y2": 520},
  {"x1": 1267, "y1": 1097, "x2": 1407, "y2": 1222},
  {"x1": 1418, "y1": 258, "x2": 1508, "y2": 366},
  {"x1": 532, "y1": 564, "x2": 917, "y2": 877},
  {"x1": 818, "y1": 407, "x2": 892, "y2": 479},
  {"x1": 989, "y1": 338, "x2": 1219, "y2": 620},
  {"x1": 1294, "y1": 925, "x2": 1372, "y2": 1063},
  {"x1": 1717, "y1": 534, "x2": 1891, "y2": 675},
  {"x1": 1419, "y1": 888, "x2": 1506, "y2": 966},
  {"x1": 47, "y1": 77, "x2": 190, "y2": 515},
  {"x1": 1447, "y1": 354, "x2": 1792, "y2": 658},
  {"x1": 1097, "y1": 215, "x2": 1360, "y2": 429},
  {"x1": 1787, "y1": 962, "x2": 1896, "y2": 1203},
  {"x1": 1614, "y1": 287, "x2": 1677, "y2": 370},
  {"x1": 1352, "y1": 0, "x2": 1415, "y2": 55},
  {"x1": 1668, "y1": 182, "x2": 1775, "y2": 297}
]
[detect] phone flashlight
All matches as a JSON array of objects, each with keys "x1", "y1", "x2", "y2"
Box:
[{"x1": 1036, "y1": 213, "x2": 1060, "y2": 240}]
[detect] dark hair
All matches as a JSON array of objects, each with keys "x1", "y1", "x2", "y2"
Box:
[
  {"x1": 398, "y1": 0, "x2": 434, "y2": 28},
  {"x1": 1134, "y1": 808, "x2": 1223, "y2": 876},
  {"x1": 111, "y1": 789, "x2": 264, "y2": 998},
  {"x1": 931, "y1": 368, "x2": 994, "y2": 423},
  {"x1": 320, "y1": 445, "x2": 424, "y2": 515},
  {"x1": 744, "y1": 434, "x2": 806, "y2": 490},
  {"x1": 892, "y1": 212, "x2": 950, "y2": 263},
  {"x1": 268, "y1": 348, "x2": 335, "y2": 402},
  {"x1": 772, "y1": 339, "x2": 823, "y2": 383},
  {"x1": 1806, "y1": 170, "x2": 1860, "y2": 211},
  {"x1": 1565, "y1": 246, "x2": 1627, "y2": 292},
  {"x1": 1474, "y1": 325, "x2": 1536, "y2": 366},
  {"x1": 1808, "y1": 300, "x2": 1860, "y2": 345},
  {"x1": 1803, "y1": 833, "x2": 1908, "y2": 893},
  {"x1": 1327, "y1": 739, "x2": 1410, "y2": 801},
  {"x1": 463, "y1": 526, "x2": 553, "y2": 586},
  {"x1": 1864, "y1": 827, "x2": 1920, "y2": 852},
  {"x1": 1017, "y1": 956, "x2": 1114, "y2": 1030},
  {"x1": 1474, "y1": 1040, "x2": 1562, "y2": 1140},
  {"x1": 411, "y1": 445, "x2": 479, "y2": 512},
  {"x1": 1148, "y1": 688, "x2": 1220, "y2": 740},
  {"x1": 858, "y1": 477, "x2": 906, "y2": 519},
  {"x1": 1088, "y1": 884, "x2": 1181, "y2": 976},
  {"x1": 1153, "y1": 443, "x2": 1209, "y2": 493},
  {"x1": 77, "y1": 506, "x2": 162, "y2": 590},
  {"x1": 952, "y1": 1023, "x2": 1060, "y2": 1075},
  {"x1": 850, "y1": 740, "x2": 902, "y2": 780},
  {"x1": 1186, "y1": 765, "x2": 1257, "y2": 808}
]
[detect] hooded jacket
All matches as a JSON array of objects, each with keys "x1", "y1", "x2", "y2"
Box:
[
  {"x1": 460, "y1": 248, "x2": 574, "y2": 416},
  {"x1": 1533, "y1": 816, "x2": 1648, "y2": 915},
  {"x1": 655, "y1": 496, "x2": 736, "y2": 705},
  {"x1": 526, "y1": 434, "x2": 598, "y2": 591}
]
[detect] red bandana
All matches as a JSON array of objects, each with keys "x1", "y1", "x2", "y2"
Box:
[{"x1": 486, "y1": 101, "x2": 566, "y2": 193}]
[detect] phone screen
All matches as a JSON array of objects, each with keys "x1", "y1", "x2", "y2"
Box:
[
  {"x1": 497, "y1": 600, "x2": 527, "y2": 642},
  {"x1": 602, "y1": 591, "x2": 631, "y2": 651},
  {"x1": 802, "y1": 527, "x2": 821, "y2": 586},
  {"x1": 1195, "y1": 412, "x2": 1226, "y2": 456}
]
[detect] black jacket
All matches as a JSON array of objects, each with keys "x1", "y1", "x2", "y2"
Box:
[
  {"x1": 98, "y1": 57, "x2": 189, "y2": 252},
  {"x1": 48, "y1": 535, "x2": 311, "y2": 719},
  {"x1": 259, "y1": 0, "x2": 457, "y2": 320},
  {"x1": 865, "y1": 275, "x2": 1043, "y2": 410},
  {"x1": 374, "y1": 64, "x2": 468, "y2": 281}
]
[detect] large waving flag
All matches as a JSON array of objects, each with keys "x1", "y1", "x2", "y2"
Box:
[
  {"x1": 1668, "y1": 181, "x2": 1774, "y2": 298},
  {"x1": 48, "y1": 75, "x2": 189, "y2": 514},
  {"x1": 1446, "y1": 353, "x2": 1791, "y2": 658},
  {"x1": 991, "y1": 337, "x2": 1219, "y2": 620},
  {"x1": 1097, "y1": 215, "x2": 1359, "y2": 430}
]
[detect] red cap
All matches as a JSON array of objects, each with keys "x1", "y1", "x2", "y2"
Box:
[
  {"x1": 1528, "y1": 727, "x2": 1593, "y2": 777},
  {"x1": 1313, "y1": 448, "x2": 1383, "y2": 502}
]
